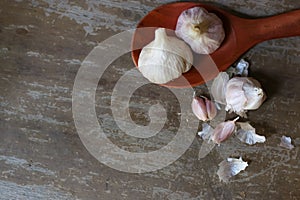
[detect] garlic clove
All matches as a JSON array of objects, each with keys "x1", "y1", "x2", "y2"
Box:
[
  {"x1": 279, "y1": 135, "x2": 295, "y2": 150},
  {"x1": 204, "y1": 97, "x2": 217, "y2": 120},
  {"x1": 211, "y1": 72, "x2": 229, "y2": 104},
  {"x1": 225, "y1": 77, "x2": 266, "y2": 117},
  {"x1": 175, "y1": 7, "x2": 225, "y2": 54},
  {"x1": 236, "y1": 122, "x2": 266, "y2": 145},
  {"x1": 217, "y1": 157, "x2": 248, "y2": 183},
  {"x1": 211, "y1": 117, "x2": 239, "y2": 144},
  {"x1": 192, "y1": 96, "x2": 208, "y2": 121},
  {"x1": 192, "y1": 95, "x2": 217, "y2": 121},
  {"x1": 138, "y1": 28, "x2": 193, "y2": 84}
]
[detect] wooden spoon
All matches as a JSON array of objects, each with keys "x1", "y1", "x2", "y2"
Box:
[{"x1": 131, "y1": 2, "x2": 300, "y2": 88}]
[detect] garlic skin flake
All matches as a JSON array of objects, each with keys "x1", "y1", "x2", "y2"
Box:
[
  {"x1": 236, "y1": 122, "x2": 266, "y2": 145},
  {"x1": 192, "y1": 96, "x2": 217, "y2": 121},
  {"x1": 280, "y1": 136, "x2": 295, "y2": 150},
  {"x1": 138, "y1": 28, "x2": 193, "y2": 84},
  {"x1": 198, "y1": 123, "x2": 216, "y2": 159},
  {"x1": 175, "y1": 7, "x2": 225, "y2": 54},
  {"x1": 211, "y1": 117, "x2": 239, "y2": 144},
  {"x1": 217, "y1": 157, "x2": 248, "y2": 183},
  {"x1": 211, "y1": 72, "x2": 229, "y2": 104},
  {"x1": 198, "y1": 123, "x2": 214, "y2": 140},
  {"x1": 225, "y1": 77, "x2": 266, "y2": 117}
]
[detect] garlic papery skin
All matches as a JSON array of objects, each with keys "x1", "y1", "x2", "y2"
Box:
[
  {"x1": 236, "y1": 122, "x2": 266, "y2": 145},
  {"x1": 192, "y1": 96, "x2": 217, "y2": 121},
  {"x1": 138, "y1": 28, "x2": 193, "y2": 84},
  {"x1": 217, "y1": 157, "x2": 248, "y2": 183},
  {"x1": 211, "y1": 72, "x2": 229, "y2": 104},
  {"x1": 225, "y1": 77, "x2": 266, "y2": 117},
  {"x1": 280, "y1": 136, "x2": 294, "y2": 150},
  {"x1": 175, "y1": 7, "x2": 225, "y2": 54},
  {"x1": 211, "y1": 117, "x2": 239, "y2": 144}
]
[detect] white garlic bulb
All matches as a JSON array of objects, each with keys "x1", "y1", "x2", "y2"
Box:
[
  {"x1": 138, "y1": 28, "x2": 193, "y2": 84},
  {"x1": 175, "y1": 7, "x2": 225, "y2": 54},
  {"x1": 225, "y1": 77, "x2": 266, "y2": 117}
]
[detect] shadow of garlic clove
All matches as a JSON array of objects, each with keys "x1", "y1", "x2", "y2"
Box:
[
  {"x1": 138, "y1": 28, "x2": 193, "y2": 84},
  {"x1": 175, "y1": 7, "x2": 225, "y2": 54}
]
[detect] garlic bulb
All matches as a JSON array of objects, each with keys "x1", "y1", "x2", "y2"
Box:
[
  {"x1": 138, "y1": 28, "x2": 193, "y2": 84},
  {"x1": 217, "y1": 157, "x2": 248, "y2": 183},
  {"x1": 175, "y1": 7, "x2": 225, "y2": 54},
  {"x1": 225, "y1": 77, "x2": 266, "y2": 117},
  {"x1": 192, "y1": 95, "x2": 217, "y2": 121}
]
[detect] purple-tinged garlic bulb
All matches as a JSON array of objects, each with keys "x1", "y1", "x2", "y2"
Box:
[{"x1": 175, "y1": 7, "x2": 225, "y2": 54}]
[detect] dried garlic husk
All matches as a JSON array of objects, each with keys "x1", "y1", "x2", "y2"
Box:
[
  {"x1": 138, "y1": 28, "x2": 193, "y2": 84},
  {"x1": 280, "y1": 136, "x2": 294, "y2": 150},
  {"x1": 211, "y1": 72, "x2": 229, "y2": 104},
  {"x1": 175, "y1": 7, "x2": 225, "y2": 54},
  {"x1": 225, "y1": 77, "x2": 266, "y2": 117},
  {"x1": 198, "y1": 123, "x2": 214, "y2": 140},
  {"x1": 236, "y1": 122, "x2": 266, "y2": 145},
  {"x1": 217, "y1": 157, "x2": 248, "y2": 183},
  {"x1": 192, "y1": 96, "x2": 217, "y2": 121},
  {"x1": 211, "y1": 117, "x2": 239, "y2": 144}
]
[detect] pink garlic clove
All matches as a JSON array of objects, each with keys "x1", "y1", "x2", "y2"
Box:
[
  {"x1": 212, "y1": 117, "x2": 239, "y2": 144},
  {"x1": 192, "y1": 96, "x2": 208, "y2": 121},
  {"x1": 204, "y1": 97, "x2": 217, "y2": 120}
]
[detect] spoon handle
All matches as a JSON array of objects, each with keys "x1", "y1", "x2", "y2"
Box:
[{"x1": 250, "y1": 9, "x2": 300, "y2": 42}]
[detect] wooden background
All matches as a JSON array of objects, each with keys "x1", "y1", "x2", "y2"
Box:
[{"x1": 0, "y1": 0, "x2": 299, "y2": 199}]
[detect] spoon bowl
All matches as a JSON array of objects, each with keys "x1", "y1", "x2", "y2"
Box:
[{"x1": 131, "y1": 2, "x2": 300, "y2": 88}]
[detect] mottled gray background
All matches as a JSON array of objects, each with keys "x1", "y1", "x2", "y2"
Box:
[{"x1": 0, "y1": 0, "x2": 299, "y2": 199}]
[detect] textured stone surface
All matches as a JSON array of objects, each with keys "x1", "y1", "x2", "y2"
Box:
[{"x1": 0, "y1": 0, "x2": 299, "y2": 199}]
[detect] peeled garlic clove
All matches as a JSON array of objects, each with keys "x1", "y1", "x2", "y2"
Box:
[
  {"x1": 217, "y1": 157, "x2": 248, "y2": 183},
  {"x1": 211, "y1": 117, "x2": 239, "y2": 144},
  {"x1": 138, "y1": 28, "x2": 193, "y2": 84},
  {"x1": 192, "y1": 96, "x2": 208, "y2": 121},
  {"x1": 236, "y1": 122, "x2": 266, "y2": 145},
  {"x1": 280, "y1": 136, "x2": 294, "y2": 150},
  {"x1": 225, "y1": 77, "x2": 266, "y2": 117},
  {"x1": 175, "y1": 7, "x2": 225, "y2": 54},
  {"x1": 211, "y1": 72, "x2": 229, "y2": 104},
  {"x1": 204, "y1": 97, "x2": 217, "y2": 120}
]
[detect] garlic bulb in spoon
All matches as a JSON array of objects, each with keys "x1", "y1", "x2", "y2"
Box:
[
  {"x1": 175, "y1": 7, "x2": 225, "y2": 54},
  {"x1": 225, "y1": 77, "x2": 266, "y2": 117},
  {"x1": 138, "y1": 28, "x2": 193, "y2": 84}
]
